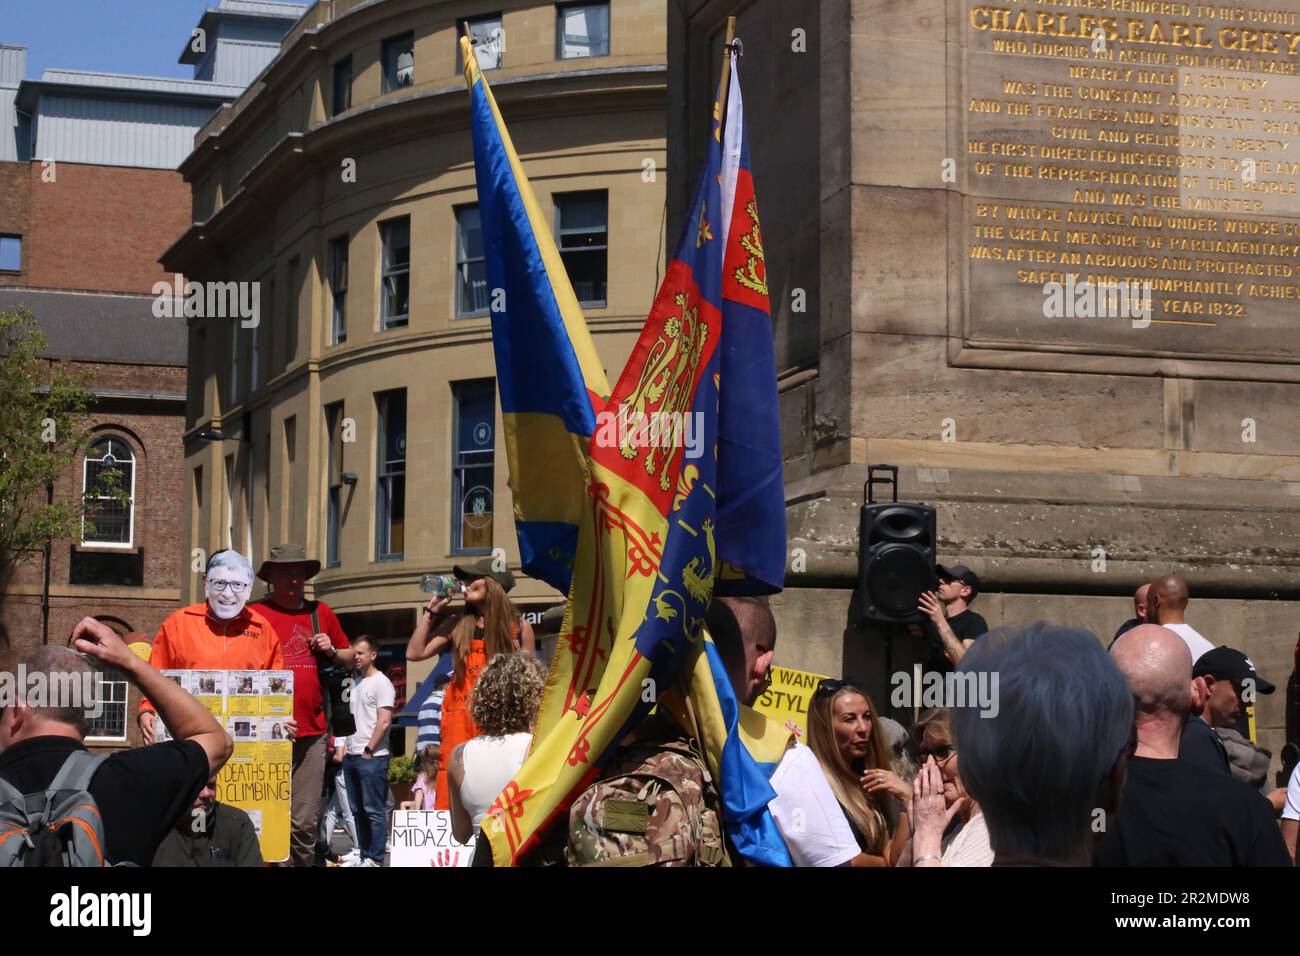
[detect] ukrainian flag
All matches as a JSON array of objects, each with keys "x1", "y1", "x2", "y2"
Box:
[
  {"x1": 463, "y1": 37, "x2": 610, "y2": 593},
  {"x1": 478, "y1": 46, "x2": 791, "y2": 867}
]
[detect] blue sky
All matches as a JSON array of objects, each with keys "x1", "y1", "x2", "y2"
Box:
[{"x1": 2, "y1": 1, "x2": 307, "y2": 80}]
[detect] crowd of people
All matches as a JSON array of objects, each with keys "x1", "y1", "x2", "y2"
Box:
[{"x1": 0, "y1": 547, "x2": 1296, "y2": 868}]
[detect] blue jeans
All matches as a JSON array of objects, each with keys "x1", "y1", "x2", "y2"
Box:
[{"x1": 343, "y1": 754, "x2": 390, "y2": 864}]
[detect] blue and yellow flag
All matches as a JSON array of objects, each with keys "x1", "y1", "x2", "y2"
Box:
[
  {"x1": 463, "y1": 38, "x2": 610, "y2": 593},
  {"x1": 476, "y1": 46, "x2": 791, "y2": 866}
]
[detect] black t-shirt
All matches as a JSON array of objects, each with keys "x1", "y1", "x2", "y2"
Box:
[
  {"x1": 1178, "y1": 715, "x2": 1231, "y2": 777},
  {"x1": 1093, "y1": 755, "x2": 1291, "y2": 867},
  {"x1": 0, "y1": 736, "x2": 209, "y2": 867},
  {"x1": 924, "y1": 608, "x2": 989, "y2": 674},
  {"x1": 1109, "y1": 618, "x2": 1141, "y2": 649}
]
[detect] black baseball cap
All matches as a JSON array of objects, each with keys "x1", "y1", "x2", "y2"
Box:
[
  {"x1": 935, "y1": 563, "x2": 980, "y2": 599},
  {"x1": 1193, "y1": 646, "x2": 1275, "y2": 695}
]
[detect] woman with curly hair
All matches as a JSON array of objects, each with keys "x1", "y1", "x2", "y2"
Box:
[
  {"x1": 448, "y1": 652, "x2": 545, "y2": 845},
  {"x1": 405, "y1": 559, "x2": 535, "y2": 810},
  {"x1": 806, "y1": 679, "x2": 911, "y2": 866}
]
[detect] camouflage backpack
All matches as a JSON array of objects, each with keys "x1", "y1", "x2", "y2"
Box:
[{"x1": 565, "y1": 735, "x2": 730, "y2": 867}]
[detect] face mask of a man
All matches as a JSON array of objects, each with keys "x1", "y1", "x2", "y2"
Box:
[{"x1": 206, "y1": 571, "x2": 251, "y2": 620}]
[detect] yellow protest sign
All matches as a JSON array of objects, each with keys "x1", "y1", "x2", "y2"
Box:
[
  {"x1": 752, "y1": 665, "x2": 829, "y2": 744},
  {"x1": 157, "y1": 669, "x2": 294, "y2": 862}
]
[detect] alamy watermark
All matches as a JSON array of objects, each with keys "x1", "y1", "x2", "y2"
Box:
[
  {"x1": 0, "y1": 665, "x2": 102, "y2": 718},
  {"x1": 890, "y1": 669, "x2": 1000, "y2": 718},
  {"x1": 151, "y1": 274, "x2": 260, "y2": 328},
  {"x1": 1042, "y1": 274, "x2": 1152, "y2": 328},
  {"x1": 592, "y1": 407, "x2": 705, "y2": 461}
]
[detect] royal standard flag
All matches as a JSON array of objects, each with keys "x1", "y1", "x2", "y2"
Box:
[
  {"x1": 463, "y1": 36, "x2": 610, "y2": 593},
  {"x1": 481, "y1": 47, "x2": 791, "y2": 866}
]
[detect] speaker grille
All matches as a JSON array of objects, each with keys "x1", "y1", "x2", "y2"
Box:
[{"x1": 865, "y1": 545, "x2": 934, "y2": 617}]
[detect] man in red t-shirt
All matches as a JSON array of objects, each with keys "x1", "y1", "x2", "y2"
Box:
[{"x1": 251, "y1": 544, "x2": 354, "y2": 867}]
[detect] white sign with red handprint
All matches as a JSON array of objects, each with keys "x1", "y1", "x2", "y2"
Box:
[{"x1": 389, "y1": 810, "x2": 474, "y2": 867}]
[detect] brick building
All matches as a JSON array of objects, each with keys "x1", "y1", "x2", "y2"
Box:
[{"x1": 0, "y1": 7, "x2": 304, "y2": 748}]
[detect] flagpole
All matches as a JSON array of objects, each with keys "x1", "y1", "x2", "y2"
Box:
[{"x1": 714, "y1": 16, "x2": 737, "y2": 135}]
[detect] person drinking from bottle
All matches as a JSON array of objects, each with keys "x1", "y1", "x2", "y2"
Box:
[{"x1": 405, "y1": 558, "x2": 534, "y2": 809}]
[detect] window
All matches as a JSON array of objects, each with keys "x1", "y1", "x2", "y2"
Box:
[
  {"x1": 555, "y1": 191, "x2": 608, "y2": 307},
  {"x1": 459, "y1": 15, "x2": 504, "y2": 71},
  {"x1": 382, "y1": 32, "x2": 415, "y2": 93},
  {"x1": 376, "y1": 390, "x2": 406, "y2": 560},
  {"x1": 325, "y1": 402, "x2": 344, "y2": 568},
  {"x1": 0, "y1": 235, "x2": 20, "y2": 272},
  {"x1": 452, "y1": 379, "x2": 495, "y2": 553},
  {"x1": 381, "y1": 217, "x2": 410, "y2": 329},
  {"x1": 557, "y1": 3, "x2": 610, "y2": 59},
  {"x1": 455, "y1": 205, "x2": 487, "y2": 318},
  {"x1": 82, "y1": 437, "x2": 135, "y2": 547},
  {"x1": 330, "y1": 235, "x2": 349, "y2": 344},
  {"x1": 84, "y1": 667, "x2": 129, "y2": 743},
  {"x1": 332, "y1": 56, "x2": 352, "y2": 116}
]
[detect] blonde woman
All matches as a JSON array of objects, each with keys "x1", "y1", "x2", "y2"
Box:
[
  {"x1": 806, "y1": 679, "x2": 911, "y2": 866},
  {"x1": 448, "y1": 653, "x2": 546, "y2": 845},
  {"x1": 405, "y1": 559, "x2": 535, "y2": 810}
]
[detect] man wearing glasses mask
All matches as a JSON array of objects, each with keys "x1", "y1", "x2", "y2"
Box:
[{"x1": 139, "y1": 550, "x2": 289, "y2": 744}]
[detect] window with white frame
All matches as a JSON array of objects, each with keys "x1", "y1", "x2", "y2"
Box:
[
  {"x1": 82, "y1": 437, "x2": 135, "y2": 547},
  {"x1": 84, "y1": 664, "x2": 129, "y2": 743}
]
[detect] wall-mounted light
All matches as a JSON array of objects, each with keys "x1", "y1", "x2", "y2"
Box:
[{"x1": 341, "y1": 471, "x2": 359, "y2": 486}]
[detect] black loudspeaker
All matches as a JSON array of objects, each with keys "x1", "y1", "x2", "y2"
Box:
[{"x1": 858, "y1": 465, "x2": 936, "y2": 624}]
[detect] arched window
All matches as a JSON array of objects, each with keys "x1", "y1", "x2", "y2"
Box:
[{"x1": 83, "y1": 437, "x2": 135, "y2": 547}]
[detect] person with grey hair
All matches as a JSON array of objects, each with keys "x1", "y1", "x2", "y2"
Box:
[
  {"x1": 139, "y1": 549, "x2": 289, "y2": 744},
  {"x1": 1, "y1": 618, "x2": 232, "y2": 866},
  {"x1": 950, "y1": 622, "x2": 1133, "y2": 866},
  {"x1": 1094, "y1": 625, "x2": 1290, "y2": 866}
]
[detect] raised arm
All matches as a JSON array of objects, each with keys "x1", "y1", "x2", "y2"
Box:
[
  {"x1": 406, "y1": 596, "x2": 458, "y2": 661},
  {"x1": 74, "y1": 617, "x2": 233, "y2": 778},
  {"x1": 919, "y1": 591, "x2": 967, "y2": 666}
]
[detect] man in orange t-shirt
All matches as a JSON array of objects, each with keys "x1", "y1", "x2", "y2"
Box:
[{"x1": 139, "y1": 550, "x2": 288, "y2": 744}]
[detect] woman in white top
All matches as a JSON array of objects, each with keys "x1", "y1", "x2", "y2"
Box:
[
  {"x1": 907, "y1": 708, "x2": 994, "y2": 867},
  {"x1": 448, "y1": 652, "x2": 545, "y2": 844}
]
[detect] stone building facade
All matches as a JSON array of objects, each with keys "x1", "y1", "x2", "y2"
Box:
[
  {"x1": 163, "y1": 0, "x2": 668, "y2": 735},
  {"x1": 670, "y1": 0, "x2": 1300, "y2": 773}
]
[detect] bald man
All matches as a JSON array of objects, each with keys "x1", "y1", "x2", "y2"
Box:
[
  {"x1": 1147, "y1": 575, "x2": 1214, "y2": 663},
  {"x1": 1094, "y1": 625, "x2": 1289, "y2": 866},
  {"x1": 1109, "y1": 583, "x2": 1151, "y2": 648}
]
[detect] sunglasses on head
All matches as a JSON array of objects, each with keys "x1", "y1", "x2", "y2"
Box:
[{"x1": 814, "y1": 678, "x2": 865, "y2": 699}]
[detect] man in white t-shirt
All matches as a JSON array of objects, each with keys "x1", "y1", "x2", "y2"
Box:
[
  {"x1": 1281, "y1": 763, "x2": 1299, "y2": 863},
  {"x1": 342, "y1": 635, "x2": 395, "y2": 867},
  {"x1": 1149, "y1": 574, "x2": 1214, "y2": 662},
  {"x1": 707, "y1": 597, "x2": 858, "y2": 867}
]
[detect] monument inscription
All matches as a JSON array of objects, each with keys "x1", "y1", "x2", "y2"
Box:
[{"x1": 962, "y1": 0, "x2": 1300, "y2": 361}]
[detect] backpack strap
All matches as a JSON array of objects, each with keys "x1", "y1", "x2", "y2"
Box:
[
  {"x1": 48, "y1": 750, "x2": 109, "y2": 793},
  {"x1": 0, "y1": 773, "x2": 23, "y2": 803}
]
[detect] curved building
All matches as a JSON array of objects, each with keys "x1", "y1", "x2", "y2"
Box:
[{"x1": 163, "y1": 0, "x2": 667, "y2": 685}]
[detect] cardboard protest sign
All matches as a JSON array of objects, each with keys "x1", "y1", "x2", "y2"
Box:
[
  {"x1": 390, "y1": 810, "x2": 475, "y2": 867},
  {"x1": 752, "y1": 664, "x2": 829, "y2": 744},
  {"x1": 157, "y1": 669, "x2": 294, "y2": 862}
]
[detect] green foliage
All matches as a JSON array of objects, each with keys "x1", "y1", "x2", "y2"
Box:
[
  {"x1": 0, "y1": 308, "x2": 95, "y2": 585},
  {"x1": 388, "y1": 753, "x2": 419, "y2": 784}
]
